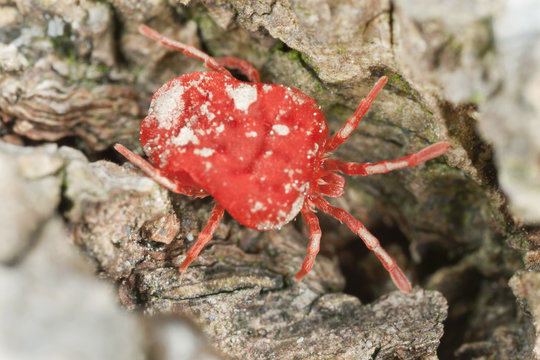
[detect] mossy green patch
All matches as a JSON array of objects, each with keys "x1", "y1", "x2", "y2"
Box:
[
  {"x1": 326, "y1": 103, "x2": 354, "y2": 123},
  {"x1": 386, "y1": 72, "x2": 414, "y2": 95},
  {"x1": 50, "y1": 32, "x2": 76, "y2": 60}
]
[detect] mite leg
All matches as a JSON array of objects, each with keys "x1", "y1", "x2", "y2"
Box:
[
  {"x1": 295, "y1": 204, "x2": 323, "y2": 280},
  {"x1": 316, "y1": 172, "x2": 346, "y2": 198},
  {"x1": 216, "y1": 56, "x2": 261, "y2": 83},
  {"x1": 324, "y1": 76, "x2": 388, "y2": 152},
  {"x1": 313, "y1": 196, "x2": 411, "y2": 292},
  {"x1": 324, "y1": 142, "x2": 450, "y2": 175},
  {"x1": 114, "y1": 144, "x2": 207, "y2": 197},
  {"x1": 179, "y1": 202, "x2": 225, "y2": 273},
  {"x1": 138, "y1": 25, "x2": 232, "y2": 76}
]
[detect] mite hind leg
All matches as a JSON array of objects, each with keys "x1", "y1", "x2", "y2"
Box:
[
  {"x1": 138, "y1": 24, "x2": 232, "y2": 76},
  {"x1": 295, "y1": 204, "x2": 323, "y2": 280},
  {"x1": 216, "y1": 56, "x2": 261, "y2": 83},
  {"x1": 114, "y1": 144, "x2": 207, "y2": 197},
  {"x1": 179, "y1": 202, "x2": 225, "y2": 273},
  {"x1": 313, "y1": 196, "x2": 411, "y2": 292}
]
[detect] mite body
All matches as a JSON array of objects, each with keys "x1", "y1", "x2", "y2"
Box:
[{"x1": 115, "y1": 25, "x2": 451, "y2": 292}]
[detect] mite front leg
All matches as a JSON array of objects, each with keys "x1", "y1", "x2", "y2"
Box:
[
  {"x1": 295, "y1": 204, "x2": 323, "y2": 280},
  {"x1": 313, "y1": 196, "x2": 412, "y2": 292},
  {"x1": 114, "y1": 144, "x2": 207, "y2": 197},
  {"x1": 324, "y1": 76, "x2": 387, "y2": 152},
  {"x1": 324, "y1": 142, "x2": 450, "y2": 175},
  {"x1": 179, "y1": 202, "x2": 225, "y2": 273},
  {"x1": 216, "y1": 56, "x2": 261, "y2": 83}
]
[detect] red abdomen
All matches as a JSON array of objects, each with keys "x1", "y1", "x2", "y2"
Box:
[{"x1": 140, "y1": 72, "x2": 328, "y2": 230}]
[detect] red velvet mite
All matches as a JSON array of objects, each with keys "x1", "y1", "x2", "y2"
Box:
[{"x1": 115, "y1": 24, "x2": 450, "y2": 292}]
